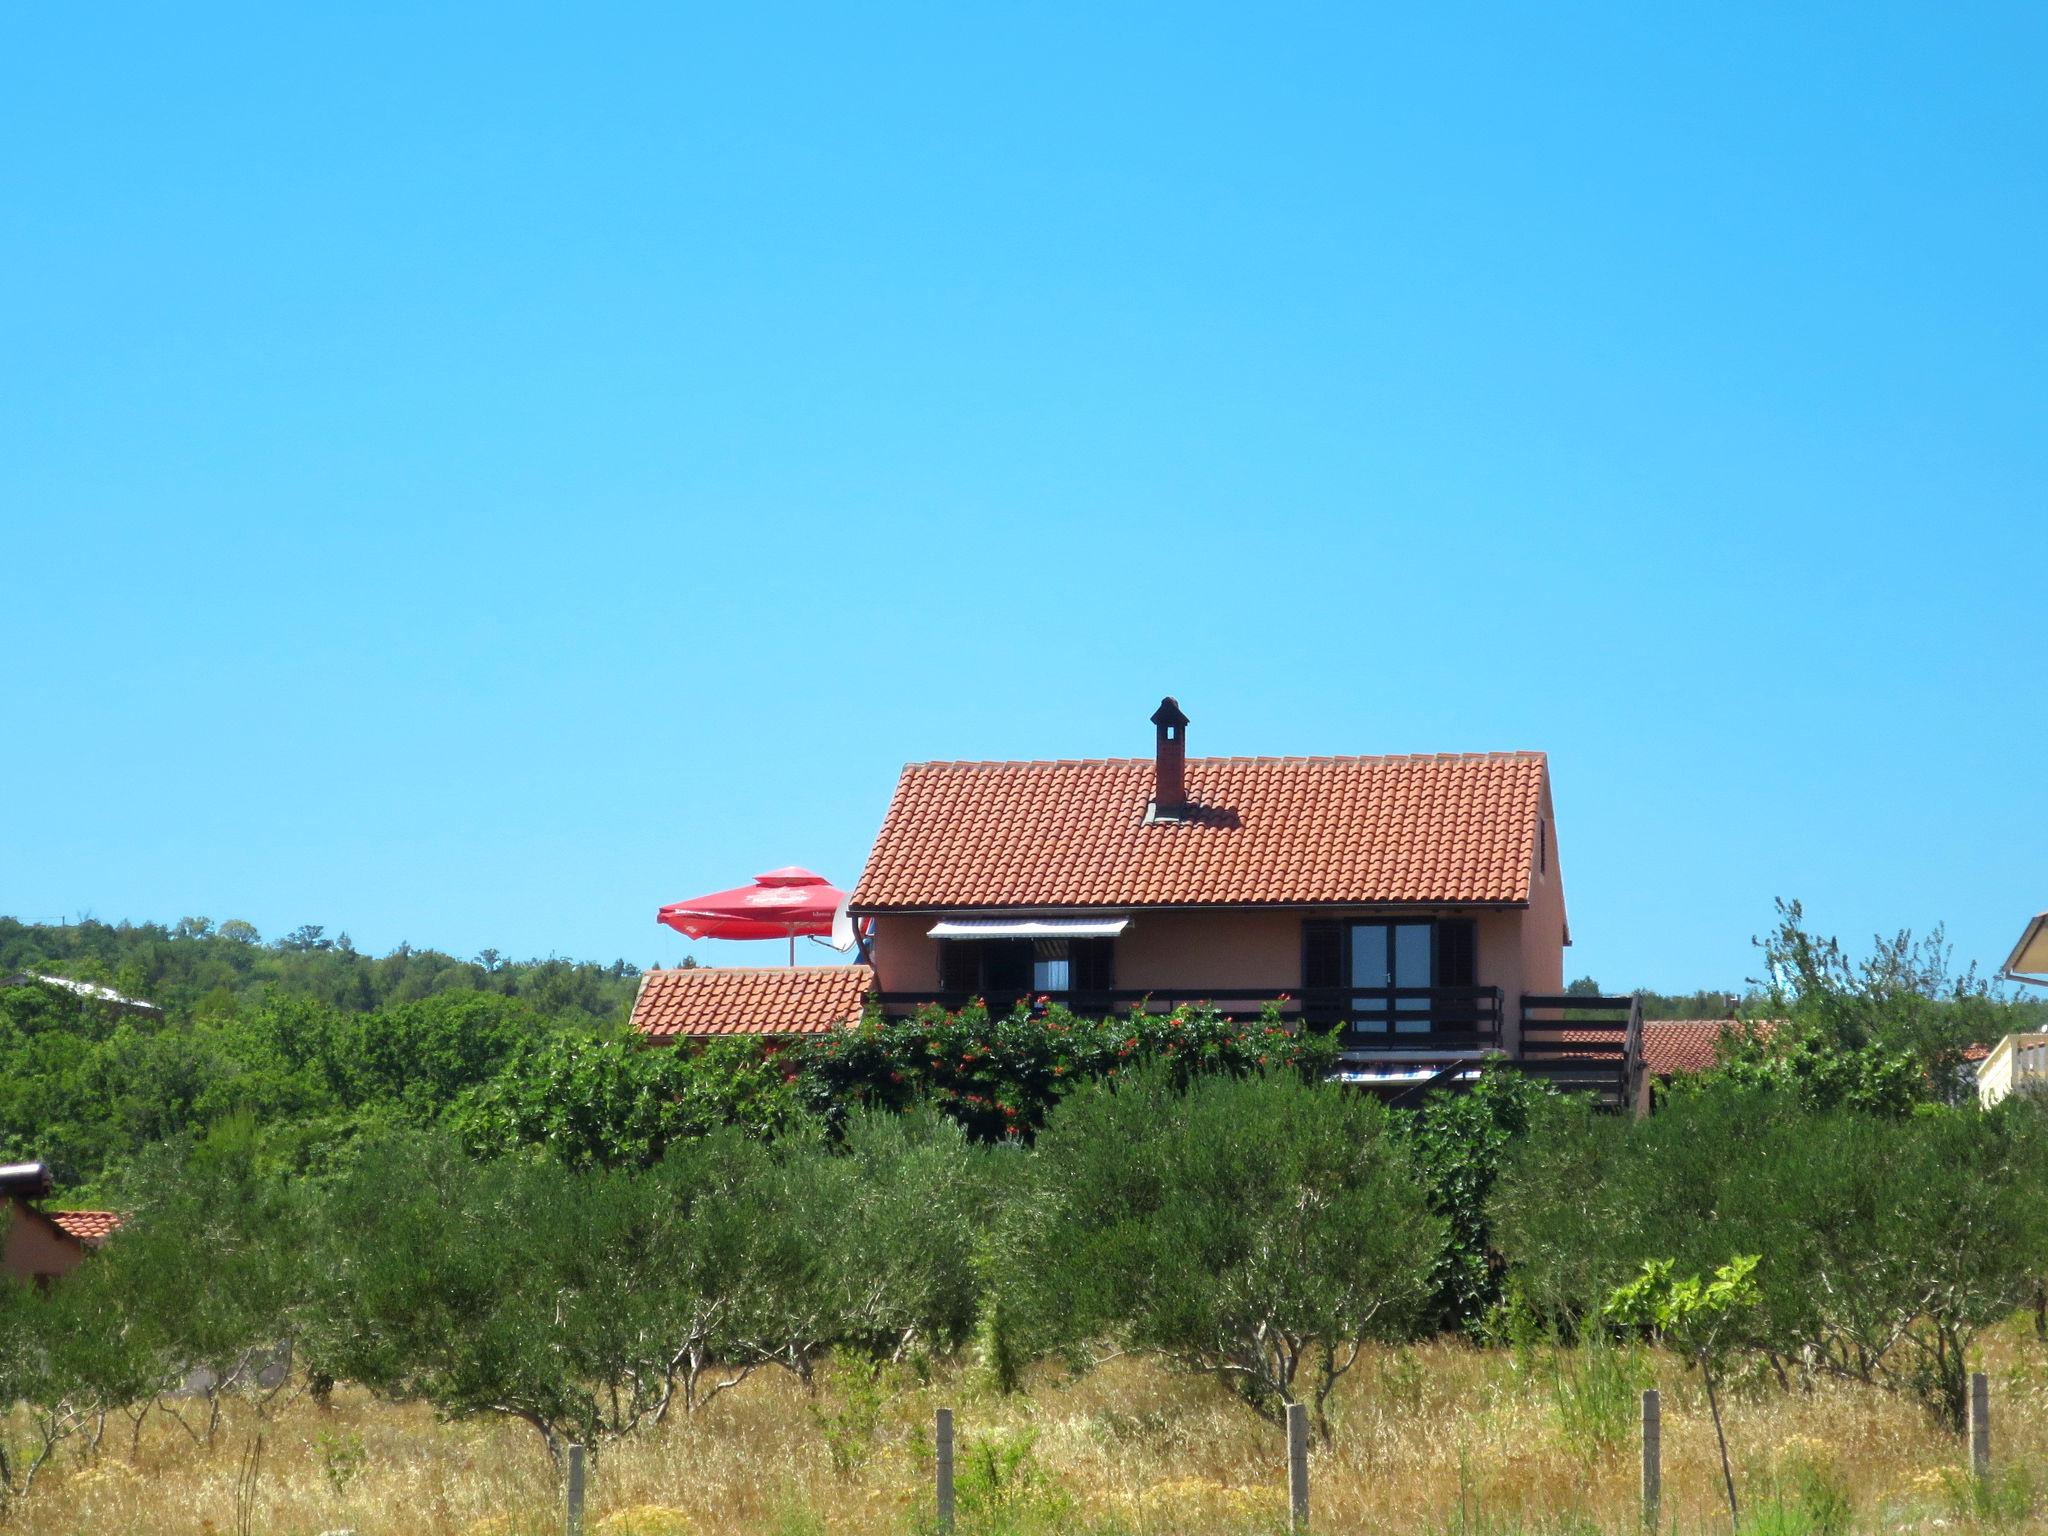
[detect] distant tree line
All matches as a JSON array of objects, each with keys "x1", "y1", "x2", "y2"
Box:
[{"x1": 0, "y1": 916, "x2": 648, "y2": 1028}]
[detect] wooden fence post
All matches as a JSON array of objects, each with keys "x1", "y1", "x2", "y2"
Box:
[
  {"x1": 565, "y1": 1442, "x2": 586, "y2": 1536},
  {"x1": 1286, "y1": 1401, "x2": 1309, "y2": 1532},
  {"x1": 1640, "y1": 1389, "x2": 1661, "y2": 1529},
  {"x1": 935, "y1": 1407, "x2": 955, "y2": 1534},
  {"x1": 1968, "y1": 1372, "x2": 1991, "y2": 1479}
]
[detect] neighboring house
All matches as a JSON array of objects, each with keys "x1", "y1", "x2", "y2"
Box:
[
  {"x1": 1, "y1": 1162, "x2": 121, "y2": 1284},
  {"x1": 2, "y1": 972, "x2": 163, "y2": 1019},
  {"x1": 1581, "y1": 1017, "x2": 1773, "y2": 1114},
  {"x1": 846, "y1": 699, "x2": 1644, "y2": 1109},
  {"x1": 1978, "y1": 914, "x2": 2048, "y2": 1107},
  {"x1": 1977, "y1": 1033, "x2": 2048, "y2": 1109},
  {"x1": 630, "y1": 963, "x2": 872, "y2": 1041}
]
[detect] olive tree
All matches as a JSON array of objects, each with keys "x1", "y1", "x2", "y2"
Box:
[
  {"x1": 312, "y1": 1131, "x2": 693, "y2": 1461},
  {"x1": 1008, "y1": 1066, "x2": 1442, "y2": 1438},
  {"x1": 1495, "y1": 1082, "x2": 2048, "y2": 1428}
]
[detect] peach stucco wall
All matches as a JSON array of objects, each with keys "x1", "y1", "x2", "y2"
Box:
[
  {"x1": 3, "y1": 1198, "x2": 84, "y2": 1284},
  {"x1": 868, "y1": 903, "x2": 1568, "y2": 1033}
]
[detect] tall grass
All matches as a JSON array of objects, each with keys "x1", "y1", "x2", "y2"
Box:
[{"x1": 7, "y1": 1326, "x2": 2048, "y2": 1535}]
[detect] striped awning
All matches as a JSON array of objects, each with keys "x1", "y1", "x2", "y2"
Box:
[{"x1": 926, "y1": 917, "x2": 1130, "y2": 940}]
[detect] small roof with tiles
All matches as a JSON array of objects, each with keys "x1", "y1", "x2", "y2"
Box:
[
  {"x1": 848, "y1": 753, "x2": 1552, "y2": 912},
  {"x1": 630, "y1": 964, "x2": 873, "y2": 1040},
  {"x1": 48, "y1": 1211, "x2": 122, "y2": 1244},
  {"x1": 1637, "y1": 1018, "x2": 1777, "y2": 1076}
]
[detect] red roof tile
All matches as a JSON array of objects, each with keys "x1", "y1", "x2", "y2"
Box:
[
  {"x1": 849, "y1": 754, "x2": 1548, "y2": 911},
  {"x1": 49, "y1": 1210, "x2": 121, "y2": 1243},
  {"x1": 630, "y1": 965, "x2": 872, "y2": 1040},
  {"x1": 1630, "y1": 1019, "x2": 1776, "y2": 1077},
  {"x1": 1549, "y1": 1021, "x2": 1772, "y2": 1075}
]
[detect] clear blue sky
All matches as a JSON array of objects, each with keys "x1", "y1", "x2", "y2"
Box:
[{"x1": 4, "y1": 4, "x2": 2042, "y2": 990}]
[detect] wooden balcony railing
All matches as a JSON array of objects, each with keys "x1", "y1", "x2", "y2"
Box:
[{"x1": 1518, "y1": 992, "x2": 1647, "y2": 1113}]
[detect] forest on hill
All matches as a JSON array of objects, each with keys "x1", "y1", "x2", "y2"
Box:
[{"x1": 0, "y1": 915, "x2": 649, "y2": 1027}]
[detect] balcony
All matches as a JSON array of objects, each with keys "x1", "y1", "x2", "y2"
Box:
[
  {"x1": 871, "y1": 983, "x2": 1643, "y2": 1111},
  {"x1": 872, "y1": 984, "x2": 1505, "y2": 1051}
]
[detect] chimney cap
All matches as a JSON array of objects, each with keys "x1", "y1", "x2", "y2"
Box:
[
  {"x1": 0, "y1": 1161, "x2": 54, "y2": 1199},
  {"x1": 1150, "y1": 697, "x2": 1189, "y2": 729}
]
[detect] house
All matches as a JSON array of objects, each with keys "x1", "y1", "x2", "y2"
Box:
[
  {"x1": 630, "y1": 964, "x2": 872, "y2": 1041},
  {"x1": 1977, "y1": 1033, "x2": 2048, "y2": 1109},
  {"x1": 2, "y1": 1162, "x2": 121, "y2": 1284},
  {"x1": 1586, "y1": 1017, "x2": 1772, "y2": 1113},
  {"x1": 845, "y1": 699, "x2": 1644, "y2": 1109},
  {"x1": 2, "y1": 972, "x2": 163, "y2": 1020}
]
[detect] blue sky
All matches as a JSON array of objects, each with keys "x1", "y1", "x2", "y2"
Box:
[{"x1": 4, "y1": 3, "x2": 2042, "y2": 989}]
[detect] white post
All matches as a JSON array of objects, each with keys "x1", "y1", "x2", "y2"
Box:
[
  {"x1": 565, "y1": 1442, "x2": 586, "y2": 1536},
  {"x1": 1287, "y1": 1401, "x2": 1309, "y2": 1532},
  {"x1": 1641, "y1": 1389, "x2": 1661, "y2": 1528},
  {"x1": 1968, "y1": 1371, "x2": 1991, "y2": 1479},
  {"x1": 935, "y1": 1407, "x2": 955, "y2": 1534}
]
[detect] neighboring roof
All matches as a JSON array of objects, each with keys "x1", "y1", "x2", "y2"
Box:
[
  {"x1": 630, "y1": 965, "x2": 873, "y2": 1040},
  {"x1": 1548, "y1": 1020, "x2": 1770, "y2": 1076},
  {"x1": 2005, "y1": 912, "x2": 2048, "y2": 984},
  {"x1": 850, "y1": 754, "x2": 1548, "y2": 911},
  {"x1": 1641, "y1": 1019, "x2": 1749, "y2": 1076},
  {"x1": 48, "y1": 1211, "x2": 122, "y2": 1244},
  {"x1": 2, "y1": 973, "x2": 162, "y2": 1014}
]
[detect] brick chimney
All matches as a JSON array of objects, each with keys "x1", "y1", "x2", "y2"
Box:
[{"x1": 1150, "y1": 696, "x2": 1189, "y2": 817}]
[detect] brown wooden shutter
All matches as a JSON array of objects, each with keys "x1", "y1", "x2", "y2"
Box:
[
  {"x1": 1071, "y1": 937, "x2": 1114, "y2": 996},
  {"x1": 1302, "y1": 920, "x2": 1344, "y2": 990},
  {"x1": 1436, "y1": 919, "x2": 1477, "y2": 987},
  {"x1": 982, "y1": 940, "x2": 1033, "y2": 996},
  {"x1": 939, "y1": 941, "x2": 978, "y2": 995},
  {"x1": 1301, "y1": 920, "x2": 1344, "y2": 1028}
]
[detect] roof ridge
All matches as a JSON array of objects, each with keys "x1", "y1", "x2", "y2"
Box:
[
  {"x1": 901, "y1": 751, "x2": 1547, "y2": 771},
  {"x1": 646, "y1": 964, "x2": 871, "y2": 977}
]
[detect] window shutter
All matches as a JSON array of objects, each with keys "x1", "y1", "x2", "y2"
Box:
[
  {"x1": 1302, "y1": 921, "x2": 1343, "y2": 989},
  {"x1": 1071, "y1": 937, "x2": 1114, "y2": 995},
  {"x1": 1437, "y1": 919, "x2": 1477, "y2": 988},
  {"x1": 982, "y1": 940, "x2": 1033, "y2": 995},
  {"x1": 939, "y1": 941, "x2": 978, "y2": 995},
  {"x1": 1301, "y1": 920, "x2": 1344, "y2": 1028}
]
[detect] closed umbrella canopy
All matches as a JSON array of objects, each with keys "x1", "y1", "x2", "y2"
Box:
[{"x1": 658, "y1": 868, "x2": 853, "y2": 958}]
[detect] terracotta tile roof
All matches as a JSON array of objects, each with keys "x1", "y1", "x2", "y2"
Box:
[
  {"x1": 1637, "y1": 1019, "x2": 1776, "y2": 1076},
  {"x1": 49, "y1": 1210, "x2": 121, "y2": 1243},
  {"x1": 630, "y1": 965, "x2": 873, "y2": 1040},
  {"x1": 1547, "y1": 1020, "x2": 1774, "y2": 1076},
  {"x1": 1963, "y1": 1042, "x2": 1991, "y2": 1063},
  {"x1": 849, "y1": 754, "x2": 1548, "y2": 910}
]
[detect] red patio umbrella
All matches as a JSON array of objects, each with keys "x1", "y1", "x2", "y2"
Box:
[{"x1": 656, "y1": 867, "x2": 853, "y2": 964}]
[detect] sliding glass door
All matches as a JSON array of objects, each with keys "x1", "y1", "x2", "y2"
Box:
[{"x1": 1350, "y1": 921, "x2": 1434, "y2": 1035}]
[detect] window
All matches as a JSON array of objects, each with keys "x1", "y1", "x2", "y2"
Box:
[
  {"x1": 1539, "y1": 819, "x2": 1548, "y2": 874},
  {"x1": 939, "y1": 937, "x2": 1114, "y2": 1000},
  {"x1": 1032, "y1": 940, "x2": 1070, "y2": 994},
  {"x1": 1301, "y1": 917, "x2": 1478, "y2": 1034}
]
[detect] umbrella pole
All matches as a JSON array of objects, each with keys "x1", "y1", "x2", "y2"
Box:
[{"x1": 789, "y1": 927, "x2": 796, "y2": 967}]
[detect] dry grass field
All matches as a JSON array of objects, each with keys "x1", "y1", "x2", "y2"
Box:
[{"x1": 12, "y1": 1325, "x2": 2048, "y2": 1536}]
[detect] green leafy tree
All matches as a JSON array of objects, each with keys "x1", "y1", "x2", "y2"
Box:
[
  {"x1": 1606, "y1": 1255, "x2": 1761, "y2": 1528},
  {"x1": 1407, "y1": 1065, "x2": 1553, "y2": 1332},
  {"x1": 1008, "y1": 1066, "x2": 1442, "y2": 1439},
  {"x1": 1752, "y1": 899, "x2": 2043, "y2": 1102},
  {"x1": 1496, "y1": 1082, "x2": 2048, "y2": 1427}
]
